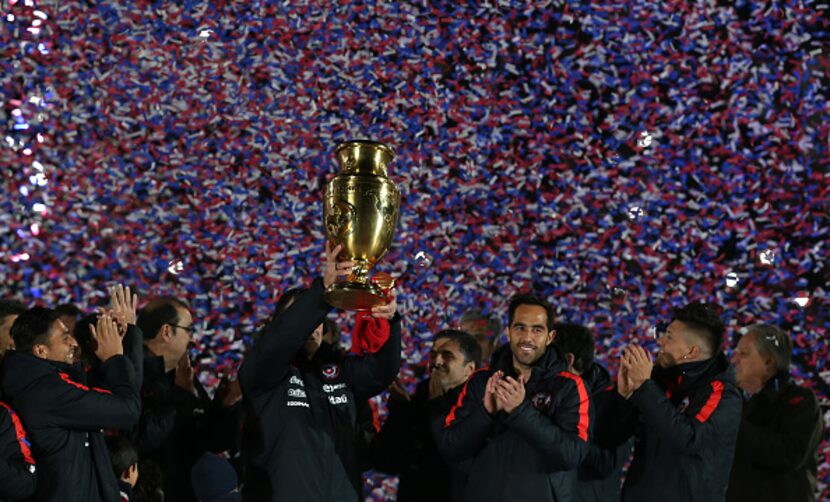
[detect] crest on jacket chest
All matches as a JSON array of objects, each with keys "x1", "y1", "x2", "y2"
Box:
[
  {"x1": 677, "y1": 396, "x2": 690, "y2": 414},
  {"x1": 530, "y1": 391, "x2": 552, "y2": 410},
  {"x1": 321, "y1": 363, "x2": 341, "y2": 380}
]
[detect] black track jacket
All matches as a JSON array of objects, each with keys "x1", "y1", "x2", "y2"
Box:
[
  {"x1": 726, "y1": 372, "x2": 824, "y2": 502},
  {"x1": 435, "y1": 344, "x2": 592, "y2": 502},
  {"x1": 1, "y1": 351, "x2": 140, "y2": 502},
  {"x1": 618, "y1": 352, "x2": 742, "y2": 502},
  {"x1": 239, "y1": 279, "x2": 401, "y2": 502}
]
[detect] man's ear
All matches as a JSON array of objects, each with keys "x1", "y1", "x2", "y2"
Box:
[
  {"x1": 688, "y1": 344, "x2": 701, "y2": 360},
  {"x1": 763, "y1": 354, "x2": 778, "y2": 372},
  {"x1": 33, "y1": 344, "x2": 48, "y2": 359},
  {"x1": 160, "y1": 324, "x2": 172, "y2": 343},
  {"x1": 545, "y1": 329, "x2": 556, "y2": 346},
  {"x1": 565, "y1": 353, "x2": 576, "y2": 371},
  {"x1": 463, "y1": 361, "x2": 476, "y2": 379}
]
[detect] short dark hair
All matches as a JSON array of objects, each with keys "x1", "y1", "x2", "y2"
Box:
[
  {"x1": 0, "y1": 300, "x2": 26, "y2": 323},
  {"x1": 73, "y1": 314, "x2": 100, "y2": 368},
  {"x1": 459, "y1": 309, "x2": 502, "y2": 340},
  {"x1": 552, "y1": 323, "x2": 595, "y2": 373},
  {"x1": 53, "y1": 303, "x2": 82, "y2": 318},
  {"x1": 137, "y1": 297, "x2": 190, "y2": 341},
  {"x1": 11, "y1": 307, "x2": 61, "y2": 354},
  {"x1": 435, "y1": 329, "x2": 483, "y2": 368},
  {"x1": 672, "y1": 302, "x2": 725, "y2": 355},
  {"x1": 106, "y1": 435, "x2": 138, "y2": 478},
  {"x1": 747, "y1": 324, "x2": 791, "y2": 373},
  {"x1": 508, "y1": 293, "x2": 555, "y2": 332}
]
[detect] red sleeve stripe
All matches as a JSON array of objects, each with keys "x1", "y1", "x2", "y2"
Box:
[
  {"x1": 0, "y1": 402, "x2": 35, "y2": 464},
  {"x1": 558, "y1": 371, "x2": 590, "y2": 442},
  {"x1": 695, "y1": 381, "x2": 724, "y2": 423},
  {"x1": 59, "y1": 372, "x2": 112, "y2": 394},
  {"x1": 444, "y1": 369, "x2": 486, "y2": 428}
]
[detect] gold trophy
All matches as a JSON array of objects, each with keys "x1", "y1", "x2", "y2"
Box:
[{"x1": 323, "y1": 140, "x2": 401, "y2": 310}]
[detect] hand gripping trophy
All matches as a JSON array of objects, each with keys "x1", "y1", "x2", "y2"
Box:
[{"x1": 323, "y1": 140, "x2": 401, "y2": 310}]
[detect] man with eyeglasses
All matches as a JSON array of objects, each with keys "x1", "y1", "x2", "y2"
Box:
[
  {"x1": 137, "y1": 297, "x2": 242, "y2": 502},
  {"x1": 435, "y1": 293, "x2": 592, "y2": 501},
  {"x1": 727, "y1": 324, "x2": 823, "y2": 502}
]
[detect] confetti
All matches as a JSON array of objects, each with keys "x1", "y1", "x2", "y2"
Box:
[{"x1": 0, "y1": 1, "x2": 827, "y2": 499}]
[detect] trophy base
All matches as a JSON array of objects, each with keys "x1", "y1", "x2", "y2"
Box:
[{"x1": 324, "y1": 282, "x2": 389, "y2": 311}]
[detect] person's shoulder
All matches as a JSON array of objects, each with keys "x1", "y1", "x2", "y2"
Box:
[{"x1": 780, "y1": 381, "x2": 820, "y2": 410}]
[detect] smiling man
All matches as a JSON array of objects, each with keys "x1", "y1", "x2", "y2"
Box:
[
  {"x1": 371, "y1": 329, "x2": 481, "y2": 502},
  {"x1": 615, "y1": 301, "x2": 742, "y2": 502},
  {"x1": 435, "y1": 293, "x2": 591, "y2": 502},
  {"x1": 2, "y1": 307, "x2": 140, "y2": 502}
]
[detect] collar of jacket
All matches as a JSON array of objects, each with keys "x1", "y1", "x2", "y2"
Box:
[
  {"x1": 758, "y1": 370, "x2": 792, "y2": 399},
  {"x1": 1, "y1": 350, "x2": 85, "y2": 397},
  {"x1": 652, "y1": 351, "x2": 733, "y2": 395},
  {"x1": 581, "y1": 362, "x2": 612, "y2": 395},
  {"x1": 490, "y1": 343, "x2": 568, "y2": 385},
  {"x1": 293, "y1": 341, "x2": 338, "y2": 371},
  {"x1": 142, "y1": 347, "x2": 169, "y2": 376}
]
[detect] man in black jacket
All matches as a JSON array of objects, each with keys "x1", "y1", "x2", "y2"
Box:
[
  {"x1": 136, "y1": 296, "x2": 241, "y2": 502},
  {"x1": 726, "y1": 323, "x2": 824, "y2": 502},
  {"x1": 435, "y1": 294, "x2": 592, "y2": 502},
  {"x1": 371, "y1": 329, "x2": 482, "y2": 502},
  {"x1": 553, "y1": 323, "x2": 632, "y2": 502},
  {"x1": 2, "y1": 307, "x2": 140, "y2": 502},
  {"x1": 616, "y1": 301, "x2": 742, "y2": 502},
  {"x1": 239, "y1": 243, "x2": 402, "y2": 502}
]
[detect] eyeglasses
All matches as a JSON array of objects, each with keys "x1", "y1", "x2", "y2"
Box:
[{"x1": 168, "y1": 323, "x2": 195, "y2": 334}]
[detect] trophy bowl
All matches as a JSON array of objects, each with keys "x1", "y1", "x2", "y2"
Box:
[{"x1": 323, "y1": 140, "x2": 401, "y2": 310}]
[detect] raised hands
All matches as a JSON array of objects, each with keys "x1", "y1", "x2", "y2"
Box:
[
  {"x1": 484, "y1": 371, "x2": 527, "y2": 414},
  {"x1": 90, "y1": 313, "x2": 124, "y2": 362},
  {"x1": 370, "y1": 289, "x2": 398, "y2": 320},
  {"x1": 323, "y1": 243, "x2": 355, "y2": 289},
  {"x1": 619, "y1": 345, "x2": 653, "y2": 398},
  {"x1": 109, "y1": 284, "x2": 138, "y2": 333},
  {"x1": 495, "y1": 375, "x2": 526, "y2": 414}
]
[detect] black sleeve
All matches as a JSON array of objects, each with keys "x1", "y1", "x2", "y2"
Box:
[
  {"x1": 0, "y1": 407, "x2": 36, "y2": 500},
  {"x1": 341, "y1": 315, "x2": 402, "y2": 400},
  {"x1": 205, "y1": 393, "x2": 244, "y2": 454},
  {"x1": 580, "y1": 439, "x2": 633, "y2": 479},
  {"x1": 629, "y1": 378, "x2": 742, "y2": 454},
  {"x1": 239, "y1": 280, "x2": 331, "y2": 396},
  {"x1": 596, "y1": 388, "x2": 639, "y2": 448},
  {"x1": 502, "y1": 374, "x2": 592, "y2": 471},
  {"x1": 369, "y1": 395, "x2": 415, "y2": 474},
  {"x1": 45, "y1": 355, "x2": 140, "y2": 430},
  {"x1": 133, "y1": 401, "x2": 176, "y2": 454},
  {"x1": 733, "y1": 388, "x2": 823, "y2": 472},
  {"x1": 432, "y1": 371, "x2": 494, "y2": 465},
  {"x1": 123, "y1": 324, "x2": 145, "y2": 390}
]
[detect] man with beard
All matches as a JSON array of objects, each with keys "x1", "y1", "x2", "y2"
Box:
[
  {"x1": 371, "y1": 329, "x2": 481, "y2": 502},
  {"x1": 239, "y1": 243, "x2": 402, "y2": 502},
  {"x1": 616, "y1": 302, "x2": 742, "y2": 502},
  {"x1": 435, "y1": 294, "x2": 591, "y2": 502}
]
